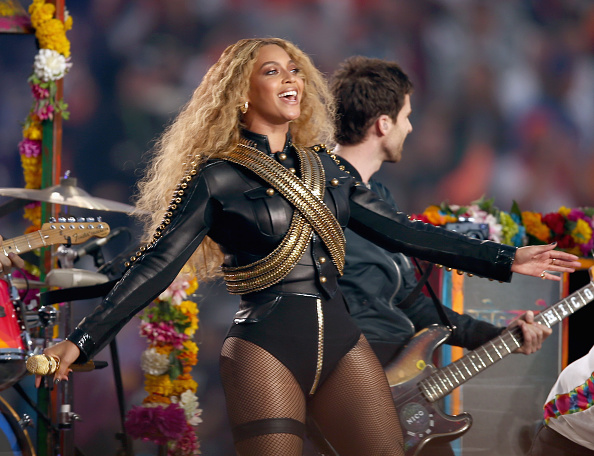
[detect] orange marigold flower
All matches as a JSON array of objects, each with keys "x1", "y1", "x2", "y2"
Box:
[
  {"x1": 521, "y1": 211, "x2": 551, "y2": 243},
  {"x1": 142, "y1": 394, "x2": 171, "y2": 405}
]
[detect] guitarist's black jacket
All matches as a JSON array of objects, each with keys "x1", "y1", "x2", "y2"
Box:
[
  {"x1": 338, "y1": 159, "x2": 506, "y2": 366},
  {"x1": 67, "y1": 130, "x2": 516, "y2": 363}
]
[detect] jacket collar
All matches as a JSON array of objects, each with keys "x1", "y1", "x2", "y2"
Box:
[
  {"x1": 241, "y1": 128, "x2": 293, "y2": 156},
  {"x1": 336, "y1": 155, "x2": 363, "y2": 182}
]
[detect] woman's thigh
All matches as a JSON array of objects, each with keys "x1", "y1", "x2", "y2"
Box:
[
  {"x1": 220, "y1": 337, "x2": 307, "y2": 456},
  {"x1": 308, "y1": 335, "x2": 404, "y2": 456}
]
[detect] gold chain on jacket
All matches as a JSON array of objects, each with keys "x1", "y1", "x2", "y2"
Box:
[{"x1": 220, "y1": 142, "x2": 346, "y2": 294}]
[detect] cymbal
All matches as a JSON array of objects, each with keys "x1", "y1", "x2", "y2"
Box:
[{"x1": 0, "y1": 177, "x2": 138, "y2": 214}]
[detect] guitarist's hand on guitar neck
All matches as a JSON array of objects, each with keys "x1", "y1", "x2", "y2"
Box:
[
  {"x1": 505, "y1": 310, "x2": 552, "y2": 355},
  {"x1": 0, "y1": 235, "x2": 25, "y2": 277}
]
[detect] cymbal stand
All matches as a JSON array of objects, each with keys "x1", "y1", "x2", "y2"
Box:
[
  {"x1": 37, "y1": 298, "x2": 60, "y2": 456},
  {"x1": 54, "y1": 247, "x2": 80, "y2": 456}
]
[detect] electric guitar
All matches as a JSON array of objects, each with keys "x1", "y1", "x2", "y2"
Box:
[
  {"x1": 385, "y1": 267, "x2": 594, "y2": 456},
  {"x1": 1, "y1": 219, "x2": 110, "y2": 258}
]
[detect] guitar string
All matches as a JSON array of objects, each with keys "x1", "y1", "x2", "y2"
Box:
[{"x1": 391, "y1": 282, "x2": 594, "y2": 407}]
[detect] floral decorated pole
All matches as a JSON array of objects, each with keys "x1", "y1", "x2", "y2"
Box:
[
  {"x1": 125, "y1": 271, "x2": 202, "y2": 456},
  {"x1": 17, "y1": 2, "x2": 72, "y2": 454},
  {"x1": 20, "y1": 0, "x2": 72, "y2": 276}
]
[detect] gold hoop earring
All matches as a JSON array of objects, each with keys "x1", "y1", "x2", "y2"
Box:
[{"x1": 240, "y1": 101, "x2": 249, "y2": 114}]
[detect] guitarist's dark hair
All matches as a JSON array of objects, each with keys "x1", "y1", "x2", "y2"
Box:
[{"x1": 331, "y1": 56, "x2": 414, "y2": 146}]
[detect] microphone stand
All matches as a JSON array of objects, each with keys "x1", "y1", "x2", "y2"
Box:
[{"x1": 54, "y1": 247, "x2": 80, "y2": 456}]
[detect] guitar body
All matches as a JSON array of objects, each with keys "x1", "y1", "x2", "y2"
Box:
[{"x1": 385, "y1": 326, "x2": 472, "y2": 456}]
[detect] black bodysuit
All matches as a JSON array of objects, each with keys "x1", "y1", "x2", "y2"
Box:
[{"x1": 67, "y1": 130, "x2": 516, "y2": 397}]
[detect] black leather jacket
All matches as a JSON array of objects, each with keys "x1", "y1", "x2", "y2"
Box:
[
  {"x1": 338, "y1": 160, "x2": 505, "y2": 364},
  {"x1": 68, "y1": 130, "x2": 516, "y2": 363}
]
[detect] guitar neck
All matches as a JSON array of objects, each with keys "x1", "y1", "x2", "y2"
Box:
[
  {"x1": 1, "y1": 221, "x2": 110, "y2": 258},
  {"x1": 2, "y1": 231, "x2": 53, "y2": 256},
  {"x1": 420, "y1": 278, "x2": 594, "y2": 402}
]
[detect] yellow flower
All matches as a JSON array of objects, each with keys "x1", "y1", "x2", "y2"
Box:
[
  {"x1": 24, "y1": 206, "x2": 41, "y2": 230},
  {"x1": 182, "y1": 340, "x2": 198, "y2": 355},
  {"x1": 186, "y1": 277, "x2": 199, "y2": 295},
  {"x1": 144, "y1": 374, "x2": 173, "y2": 397},
  {"x1": 521, "y1": 211, "x2": 551, "y2": 243},
  {"x1": 154, "y1": 345, "x2": 174, "y2": 356},
  {"x1": 21, "y1": 155, "x2": 42, "y2": 189},
  {"x1": 179, "y1": 342, "x2": 198, "y2": 368},
  {"x1": 23, "y1": 123, "x2": 43, "y2": 141},
  {"x1": 30, "y1": 2, "x2": 54, "y2": 29},
  {"x1": 571, "y1": 218, "x2": 592, "y2": 244},
  {"x1": 179, "y1": 300, "x2": 197, "y2": 315},
  {"x1": 558, "y1": 206, "x2": 571, "y2": 217},
  {"x1": 64, "y1": 14, "x2": 73, "y2": 31},
  {"x1": 0, "y1": 3, "x2": 19, "y2": 15},
  {"x1": 179, "y1": 300, "x2": 199, "y2": 335},
  {"x1": 37, "y1": 19, "x2": 70, "y2": 57},
  {"x1": 171, "y1": 375, "x2": 198, "y2": 396}
]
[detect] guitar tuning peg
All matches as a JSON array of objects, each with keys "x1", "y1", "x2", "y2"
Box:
[
  {"x1": 49, "y1": 217, "x2": 56, "y2": 223},
  {"x1": 77, "y1": 217, "x2": 85, "y2": 222},
  {"x1": 96, "y1": 216, "x2": 102, "y2": 222},
  {"x1": 58, "y1": 217, "x2": 67, "y2": 223},
  {"x1": 67, "y1": 217, "x2": 76, "y2": 223},
  {"x1": 86, "y1": 217, "x2": 95, "y2": 222}
]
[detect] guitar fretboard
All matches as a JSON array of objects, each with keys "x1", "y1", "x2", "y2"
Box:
[
  {"x1": 1, "y1": 221, "x2": 109, "y2": 257},
  {"x1": 420, "y1": 279, "x2": 594, "y2": 402}
]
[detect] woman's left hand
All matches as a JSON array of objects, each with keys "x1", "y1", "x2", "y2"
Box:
[{"x1": 511, "y1": 243, "x2": 582, "y2": 281}]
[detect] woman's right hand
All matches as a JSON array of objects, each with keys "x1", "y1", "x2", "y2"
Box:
[{"x1": 34, "y1": 340, "x2": 81, "y2": 387}]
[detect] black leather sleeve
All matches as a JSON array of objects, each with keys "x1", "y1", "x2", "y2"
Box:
[
  {"x1": 347, "y1": 184, "x2": 516, "y2": 283},
  {"x1": 67, "y1": 166, "x2": 216, "y2": 362}
]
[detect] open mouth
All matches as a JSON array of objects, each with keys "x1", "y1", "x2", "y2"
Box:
[{"x1": 278, "y1": 90, "x2": 298, "y2": 102}]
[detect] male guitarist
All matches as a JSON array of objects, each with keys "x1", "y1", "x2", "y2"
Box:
[{"x1": 329, "y1": 56, "x2": 553, "y2": 456}]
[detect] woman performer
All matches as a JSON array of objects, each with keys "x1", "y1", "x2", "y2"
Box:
[{"x1": 38, "y1": 38, "x2": 580, "y2": 456}]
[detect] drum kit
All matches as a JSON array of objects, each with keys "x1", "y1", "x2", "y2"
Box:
[{"x1": 0, "y1": 174, "x2": 137, "y2": 456}]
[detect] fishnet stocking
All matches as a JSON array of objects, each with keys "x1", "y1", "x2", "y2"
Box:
[
  {"x1": 220, "y1": 337, "x2": 306, "y2": 456},
  {"x1": 308, "y1": 335, "x2": 405, "y2": 456}
]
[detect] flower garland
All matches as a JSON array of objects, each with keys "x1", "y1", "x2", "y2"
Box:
[
  {"x1": 125, "y1": 272, "x2": 202, "y2": 456},
  {"x1": 412, "y1": 197, "x2": 594, "y2": 257},
  {"x1": 19, "y1": 0, "x2": 72, "y2": 233}
]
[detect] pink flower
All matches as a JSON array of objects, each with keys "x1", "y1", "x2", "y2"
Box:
[
  {"x1": 567, "y1": 209, "x2": 586, "y2": 222},
  {"x1": 140, "y1": 321, "x2": 188, "y2": 349},
  {"x1": 580, "y1": 237, "x2": 594, "y2": 257},
  {"x1": 18, "y1": 139, "x2": 42, "y2": 157},
  {"x1": 30, "y1": 84, "x2": 49, "y2": 100},
  {"x1": 125, "y1": 404, "x2": 187, "y2": 445},
  {"x1": 35, "y1": 102, "x2": 54, "y2": 120},
  {"x1": 168, "y1": 423, "x2": 200, "y2": 456},
  {"x1": 160, "y1": 276, "x2": 190, "y2": 305}
]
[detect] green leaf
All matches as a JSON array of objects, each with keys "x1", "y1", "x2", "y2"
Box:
[
  {"x1": 510, "y1": 200, "x2": 522, "y2": 218},
  {"x1": 168, "y1": 353, "x2": 182, "y2": 380}
]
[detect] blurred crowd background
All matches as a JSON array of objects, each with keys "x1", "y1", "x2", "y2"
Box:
[{"x1": 1, "y1": 0, "x2": 593, "y2": 455}]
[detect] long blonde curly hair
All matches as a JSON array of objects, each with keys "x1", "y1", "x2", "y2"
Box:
[{"x1": 134, "y1": 37, "x2": 335, "y2": 281}]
